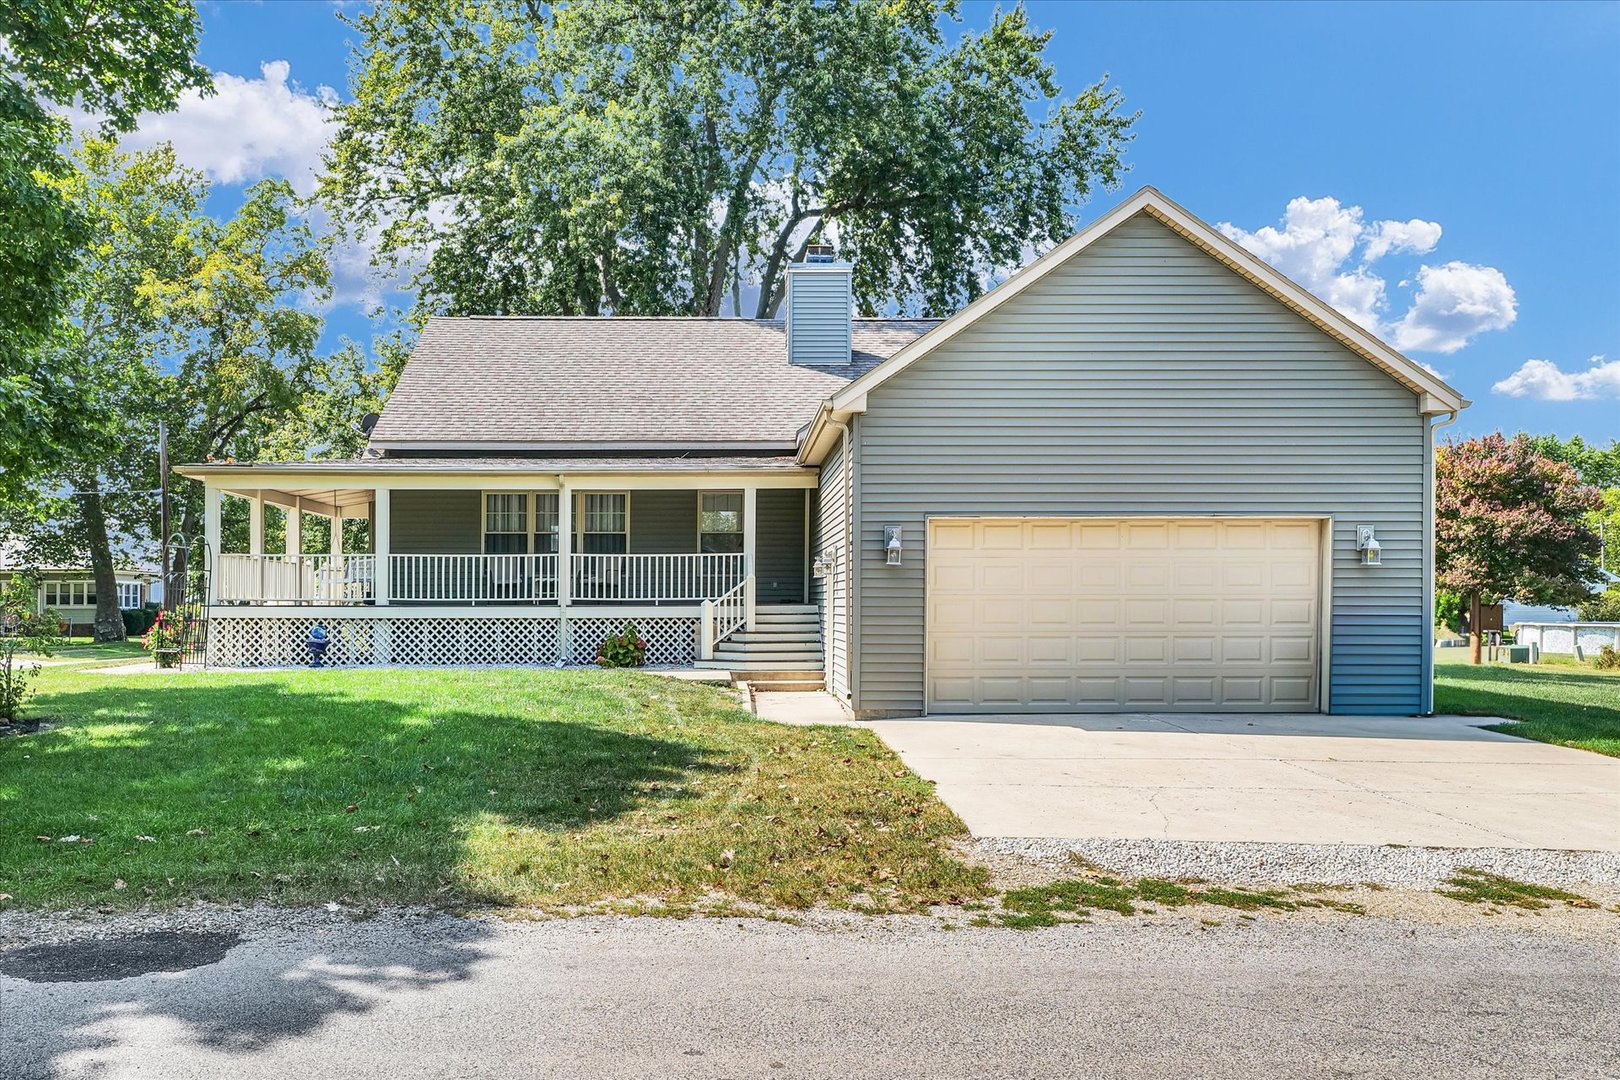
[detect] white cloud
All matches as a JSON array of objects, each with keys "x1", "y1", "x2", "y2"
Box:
[
  {"x1": 1390, "y1": 261, "x2": 1518, "y2": 354},
  {"x1": 1493, "y1": 355, "x2": 1620, "y2": 401},
  {"x1": 1218, "y1": 197, "x2": 1514, "y2": 353},
  {"x1": 93, "y1": 60, "x2": 337, "y2": 195},
  {"x1": 73, "y1": 60, "x2": 433, "y2": 312},
  {"x1": 1361, "y1": 218, "x2": 1442, "y2": 262}
]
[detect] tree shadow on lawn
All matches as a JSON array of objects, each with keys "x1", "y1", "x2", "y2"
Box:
[
  {"x1": 0, "y1": 676, "x2": 729, "y2": 910},
  {"x1": 1435, "y1": 667, "x2": 1620, "y2": 755},
  {"x1": 1, "y1": 915, "x2": 496, "y2": 1079}
]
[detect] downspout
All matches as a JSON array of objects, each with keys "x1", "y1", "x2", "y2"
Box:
[
  {"x1": 1423, "y1": 409, "x2": 1459, "y2": 714},
  {"x1": 824, "y1": 410, "x2": 855, "y2": 707}
]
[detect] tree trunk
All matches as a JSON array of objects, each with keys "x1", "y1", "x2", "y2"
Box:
[
  {"x1": 1468, "y1": 591, "x2": 1482, "y2": 665},
  {"x1": 79, "y1": 481, "x2": 127, "y2": 643}
]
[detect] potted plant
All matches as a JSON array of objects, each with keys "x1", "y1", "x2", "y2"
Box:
[
  {"x1": 143, "y1": 608, "x2": 185, "y2": 668},
  {"x1": 596, "y1": 620, "x2": 648, "y2": 668}
]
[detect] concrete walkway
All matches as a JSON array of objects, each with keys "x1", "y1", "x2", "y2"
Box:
[{"x1": 865, "y1": 713, "x2": 1620, "y2": 850}]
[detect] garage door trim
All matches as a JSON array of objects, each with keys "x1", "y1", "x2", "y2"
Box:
[{"x1": 922, "y1": 514, "x2": 1333, "y2": 715}]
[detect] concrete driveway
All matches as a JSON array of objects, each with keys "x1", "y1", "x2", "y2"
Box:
[{"x1": 865, "y1": 713, "x2": 1620, "y2": 850}]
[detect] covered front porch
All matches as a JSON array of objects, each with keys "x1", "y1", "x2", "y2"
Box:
[{"x1": 188, "y1": 459, "x2": 818, "y2": 666}]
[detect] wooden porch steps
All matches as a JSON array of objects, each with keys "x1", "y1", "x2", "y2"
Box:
[{"x1": 696, "y1": 605, "x2": 824, "y2": 691}]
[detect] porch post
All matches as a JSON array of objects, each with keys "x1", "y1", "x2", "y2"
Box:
[
  {"x1": 248, "y1": 491, "x2": 264, "y2": 555},
  {"x1": 743, "y1": 485, "x2": 758, "y2": 630},
  {"x1": 286, "y1": 501, "x2": 302, "y2": 556},
  {"x1": 203, "y1": 482, "x2": 222, "y2": 557},
  {"x1": 329, "y1": 509, "x2": 344, "y2": 555},
  {"x1": 556, "y1": 482, "x2": 572, "y2": 662},
  {"x1": 373, "y1": 487, "x2": 390, "y2": 606}
]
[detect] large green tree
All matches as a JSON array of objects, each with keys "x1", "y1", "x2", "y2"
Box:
[
  {"x1": 324, "y1": 0, "x2": 1135, "y2": 321},
  {"x1": 20, "y1": 139, "x2": 204, "y2": 641},
  {"x1": 4, "y1": 142, "x2": 333, "y2": 637},
  {"x1": 0, "y1": 1, "x2": 212, "y2": 494},
  {"x1": 1436, "y1": 434, "x2": 1603, "y2": 663}
]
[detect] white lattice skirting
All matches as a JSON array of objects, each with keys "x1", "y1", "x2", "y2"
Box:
[{"x1": 208, "y1": 615, "x2": 699, "y2": 668}]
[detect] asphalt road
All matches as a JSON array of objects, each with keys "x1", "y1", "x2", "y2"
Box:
[{"x1": 2, "y1": 913, "x2": 1615, "y2": 1079}]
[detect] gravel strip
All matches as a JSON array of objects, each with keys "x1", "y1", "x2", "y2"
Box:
[{"x1": 976, "y1": 836, "x2": 1620, "y2": 888}]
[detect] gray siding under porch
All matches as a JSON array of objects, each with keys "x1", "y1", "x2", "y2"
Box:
[
  {"x1": 389, "y1": 487, "x2": 806, "y2": 603},
  {"x1": 852, "y1": 212, "x2": 1429, "y2": 717}
]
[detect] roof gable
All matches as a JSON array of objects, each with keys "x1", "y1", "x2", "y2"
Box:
[{"x1": 818, "y1": 187, "x2": 1467, "y2": 426}]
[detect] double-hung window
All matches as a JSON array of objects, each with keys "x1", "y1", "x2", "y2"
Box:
[
  {"x1": 117, "y1": 582, "x2": 142, "y2": 609},
  {"x1": 534, "y1": 493, "x2": 559, "y2": 554},
  {"x1": 579, "y1": 493, "x2": 628, "y2": 554},
  {"x1": 699, "y1": 492, "x2": 744, "y2": 554},
  {"x1": 483, "y1": 494, "x2": 530, "y2": 555}
]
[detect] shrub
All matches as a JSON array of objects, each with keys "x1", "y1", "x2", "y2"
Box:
[
  {"x1": 122, "y1": 607, "x2": 157, "y2": 637},
  {"x1": 1, "y1": 577, "x2": 63, "y2": 722},
  {"x1": 1595, "y1": 645, "x2": 1620, "y2": 671},
  {"x1": 596, "y1": 620, "x2": 648, "y2": 668}
]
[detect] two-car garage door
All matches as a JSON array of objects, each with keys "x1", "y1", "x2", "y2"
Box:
[{"x1": 926, "y1": 518, "x2": 1322, "y2": 713}]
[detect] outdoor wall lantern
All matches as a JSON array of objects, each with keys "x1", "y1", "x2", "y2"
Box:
[
  {"x1": 884, "y1": 526, "x2": 904, "y2": 566},
  {"x1": 1356, "y1": 525, "x2": 1382, "y2": 566},
  {"x1": 812, "y1": 553, "x2": 832, "y2": 578}
]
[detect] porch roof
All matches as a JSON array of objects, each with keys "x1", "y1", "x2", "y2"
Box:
[{"x1": 179, "y1": 454, "x2": 810, "y2": 478}]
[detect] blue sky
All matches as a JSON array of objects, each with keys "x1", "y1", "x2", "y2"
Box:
[{"x1": 138, "y1": 0, "x2": 1619, "y2": 440}]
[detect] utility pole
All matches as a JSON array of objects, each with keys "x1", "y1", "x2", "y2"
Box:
[{"x1": 159, "y1": 421, "x2": 170, "y2": 606}]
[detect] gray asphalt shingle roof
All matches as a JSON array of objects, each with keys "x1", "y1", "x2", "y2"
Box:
[{"x1": 369, "y1": 316, "x2": 938, "y2": 448}]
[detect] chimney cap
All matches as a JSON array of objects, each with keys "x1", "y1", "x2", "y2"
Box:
[{"x1": 803, "y1": 242, "x2": 837, "y2": 264}]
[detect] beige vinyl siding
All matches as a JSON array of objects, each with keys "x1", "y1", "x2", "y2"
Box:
[
  {"x1": 756, "y1": 488, "x2": 806, "y2": 603},
  {"x1": 812, "y1": 434, "x2": 851, "y2": 699},
  {"x1": 854, "y1": 212, "x2": 1427, "y2": 717},
  {"x1": 389, "y1": 490, "x2": 481, "y2": 554}
]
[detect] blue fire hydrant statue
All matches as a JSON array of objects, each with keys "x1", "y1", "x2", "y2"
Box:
[{"x1": 308, "y1": 625, "x2": 330, "y2": 667}]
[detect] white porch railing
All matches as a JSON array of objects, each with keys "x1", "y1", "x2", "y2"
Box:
[
  {"x1": 212, "y1": 552, "x2": 748, "y2": 606},
  {"x1": 391, "y1": 554, "x2": 558, "y2": 603},
  {"x1": 570, "y1": 553, "x2": 746, "y2": 603},
  {"x1": 216, "y1": 554, "x2": 376, "y2": 605},
  {"x1": 699, "y1": 576, "x2": 750, "y2": 660}
]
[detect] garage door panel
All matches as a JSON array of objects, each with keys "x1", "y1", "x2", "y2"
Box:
[{"x1": 926, "y1": 517, "x2": 1321, "y2": 713}]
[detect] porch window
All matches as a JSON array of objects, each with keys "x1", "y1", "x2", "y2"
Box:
[
  {"x1": 579, "y1": 493, "x2": 628, "y2": 554},
  {"x1": 534, "y1": 493, "x2": 559, "y2": 555},
  {"x1": 699, "y1": 492, "x2": 744, "y2": 554},
  {"x1": 117, "y1": 582, "x2": 142, "y2": 609},
  {"x1": 484, "y1": 493, "x2": 529, "y2": 555}
]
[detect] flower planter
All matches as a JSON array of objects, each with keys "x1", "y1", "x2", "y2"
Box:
[{"x1": 154, "y1": 649, "x2": 182, "y2": 669}]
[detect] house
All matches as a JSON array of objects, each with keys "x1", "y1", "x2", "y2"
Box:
[
  {"x1": 178, "y1": 187, "x2": 1467, "y2": 717},
  {"x1": 1, "y1": 564, "x2": 160, "y2": 635}
]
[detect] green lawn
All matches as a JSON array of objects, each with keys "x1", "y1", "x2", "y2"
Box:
[
  {"x1": 0, "y1": 667, "x2": 988, "y2": 913},
  {"x1": 1435, "y1": 653, "x2": 1620, "y2": 757},
  {"x1": 25, "y1": 638, "x2": 149, "y2": 663}
]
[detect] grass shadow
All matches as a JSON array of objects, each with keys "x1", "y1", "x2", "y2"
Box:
[{"x1": 0, "y1": 674, "x2": 725, "y2": 909}]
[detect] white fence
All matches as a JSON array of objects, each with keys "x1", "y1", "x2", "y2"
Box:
[{"x1": 1513, "y1": 622, "x2": 1620, "y2": 656}]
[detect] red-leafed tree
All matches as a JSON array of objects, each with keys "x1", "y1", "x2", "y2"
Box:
[{"x1": 1436, "y1": 434, "x2": 1603, "y2": 663}]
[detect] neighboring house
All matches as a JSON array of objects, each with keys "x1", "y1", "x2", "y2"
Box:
[
  {"x1": 1, "y1": 565, "x2": 160, "y2": 635},
  {"x1": 178, "y1": 187, "x2": 1467, "y2": 717}
]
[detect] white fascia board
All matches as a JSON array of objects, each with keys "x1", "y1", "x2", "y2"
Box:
[{"x1": 826, "y1": 186, "x2": 1468, "y2": 415}]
